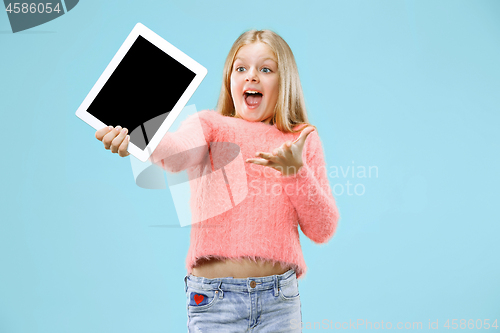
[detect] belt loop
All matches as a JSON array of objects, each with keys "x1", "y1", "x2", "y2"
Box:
[
  {"x1": 184, "y1": 275, "x2": 188, "y2": 293},
  {"x1": 274, "y1": 275, "x2": 279, "y2": 297},
  {"x1": 217, "y1": 281, "x2": 224, "y2": 299}
]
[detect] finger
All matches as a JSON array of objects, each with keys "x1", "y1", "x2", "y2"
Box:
[
  {"x1": 276, "y1": 143, "x2": 293, "y2": 158},
  {"x1": 245, "y1": 158, "x2": 275, "y2": 167},
  {"x1": 111, "y1": 127, "x2": 128, "y2": 154},
  {"x1": 118, "y1": 135, "x2": 131, "y2": 157},
  {"x1": 281, "y1": 141, "x2": 294, "y2": 155},
  {"x1": 293, "y1": 126, "x2": 313, "y2": 143},
  {"x1": 102, "y1": 126, "x2": 121, "y2": 150},
  {"x1": 273, "y1": 147, "x2": 285, "y2": 157},
  {"x1": 96, "y1": 126, "x2": 113, "y2": 141},
  {"x1": 294, "y1": 126, "x2": 315, "y2": 147},
  {"x1": 282, "y1": 141, "x2": 295, "y2": 158},
  {"x1": 255, "y1": 151, "x2": 279, "y2": 162}
]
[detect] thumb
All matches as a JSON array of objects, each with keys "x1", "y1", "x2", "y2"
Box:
[{"x1": 293, "y1": 126, "x2": 315, "y2": 147}]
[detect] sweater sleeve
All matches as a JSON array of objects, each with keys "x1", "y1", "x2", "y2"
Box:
[
  {"x1": 148, "y1": 110, "x2": 213, "y2": 173},
  {"x1": 279, "y1": 129, "x2": 340, "y2": 244}
]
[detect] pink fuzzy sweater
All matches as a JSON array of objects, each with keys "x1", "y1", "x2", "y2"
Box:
[{"x1": 149, "y1": 110, "x2": 340, "y2": 279}]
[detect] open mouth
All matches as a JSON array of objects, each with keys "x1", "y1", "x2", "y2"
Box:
[{"x1": 244, "y1": 90, "x2": 263, "y2": 108}]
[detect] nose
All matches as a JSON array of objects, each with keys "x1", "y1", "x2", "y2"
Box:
[{"x1": 245, "y1": 68, "x2": 259, "y2": 82}]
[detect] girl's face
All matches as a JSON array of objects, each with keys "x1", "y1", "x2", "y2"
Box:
[{"x1": 230, "y1": 42, "x2": 279, "y2": 124}]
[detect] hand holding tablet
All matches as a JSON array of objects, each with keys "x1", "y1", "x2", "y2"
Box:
[
  {"x1": 76, "y1": 23, "x2": 207, "y2": 162},
  {"x1": 95, "y1": 125, "x2": 131, "y2": 157}
]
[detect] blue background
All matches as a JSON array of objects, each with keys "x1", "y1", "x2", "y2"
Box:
[{"x1": 1, "y1": 0, "x2": 499, "y2": 332}]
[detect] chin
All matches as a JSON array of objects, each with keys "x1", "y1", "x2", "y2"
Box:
[
  {"x1": 238, "y1": 109, "x2": 269, "y2": 123},
  {"x1": 242, "y1": 113, "x2": 264, "y2": 123},
  {"x1": 240, "y1": 115, "x2": 257, "y2": 122},
  {"x1": 235, "y1": 109, "x2": 253, "y2": 121}
]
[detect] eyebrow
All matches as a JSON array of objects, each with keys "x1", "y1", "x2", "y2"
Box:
[{"x1": 234, "y1": 56, "x2": 277, "y2": 63}]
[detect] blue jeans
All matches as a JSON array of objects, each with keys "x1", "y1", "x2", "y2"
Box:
[{"x1": 184, "y1": 269, "x2": 302, "y2": 332}]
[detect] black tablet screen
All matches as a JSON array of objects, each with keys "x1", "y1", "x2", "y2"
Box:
[{"x1": 87, "y1": 35, "x2": 196, "y2": 150}]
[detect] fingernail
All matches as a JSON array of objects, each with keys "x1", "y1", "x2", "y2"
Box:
[
  {"x1": 121, "y1": 128, "x2": 126, "y2": 134},
  {"x1": 126, "y1": 135, "x2": 130, "y2": 141},
  {"x1": 108, "y1": 126, "x2": 113, "y2": 130},
  {"x1": 116, "y1": 126, "x2": 122, "y2": 131}
]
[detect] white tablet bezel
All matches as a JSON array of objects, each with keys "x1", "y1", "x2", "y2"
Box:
[{"x1": 75, "y1": 22, "x2": 208, "y2": 162}]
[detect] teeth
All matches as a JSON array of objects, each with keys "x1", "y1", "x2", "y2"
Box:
[{"x1": 245, "y1": 90, "x2": 261, "y2": 94}]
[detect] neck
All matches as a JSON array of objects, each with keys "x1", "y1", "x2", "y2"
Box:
[{"x1": 262, "y1": 116, "x2": 273, "y2": 125}]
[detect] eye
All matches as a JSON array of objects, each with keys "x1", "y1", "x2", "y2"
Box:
[
  {"x1": 236, "y1": 66, "x2": 246, "y2": 72},
  {"x1": 261, "y1": 67, "x2": 272, "y2": 73}
]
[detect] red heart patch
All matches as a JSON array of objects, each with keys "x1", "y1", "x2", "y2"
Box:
[{"x1": 194, "y1": 294, "x2": 204, "y2": 305}]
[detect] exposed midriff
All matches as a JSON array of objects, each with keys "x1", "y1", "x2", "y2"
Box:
[{"x1": 191, "y1": 257, "x2": 290, "y2": 279}]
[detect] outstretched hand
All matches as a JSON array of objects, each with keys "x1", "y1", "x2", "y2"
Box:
[{"x1": 245, "y1": 126, "x2": 315, "y2": 176}]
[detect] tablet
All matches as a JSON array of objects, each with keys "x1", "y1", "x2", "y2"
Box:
[{"x1": 75, "y1": 22, "x2": 208, "y2": 162}]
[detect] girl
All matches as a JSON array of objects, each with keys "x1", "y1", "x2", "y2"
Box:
[{"x1": 95, "y1": 29, "x2": 340, "y2": 332}]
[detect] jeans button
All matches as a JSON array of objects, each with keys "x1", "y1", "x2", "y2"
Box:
[{"x1": 250, "y1": 280, "x2": 256, "y2": 288}]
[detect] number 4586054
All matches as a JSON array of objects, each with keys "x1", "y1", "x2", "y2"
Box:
[
  {"x1": 444, "y1": 319, "x2": 498, "y2": 330},
  {"x1": 5, "y1": 3, "x2": 62, "y2": 14}
]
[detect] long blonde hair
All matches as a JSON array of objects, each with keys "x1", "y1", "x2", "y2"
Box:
[{"x1": 216, "y1": 29, "x2": 317, "y2": 134}]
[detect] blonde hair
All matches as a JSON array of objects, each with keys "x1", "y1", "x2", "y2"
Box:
[{"x1": 216, "y1": 29, "x2": 317, "y2": 134}]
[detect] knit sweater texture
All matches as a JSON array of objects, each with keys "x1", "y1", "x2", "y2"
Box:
[{"x1": 149, "y1": 110, "x2": 340, "y2": 279}]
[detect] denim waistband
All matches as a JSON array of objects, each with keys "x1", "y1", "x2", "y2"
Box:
[{"x1": 185, "y1": 269, "x2": 296, "y2": 293}]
